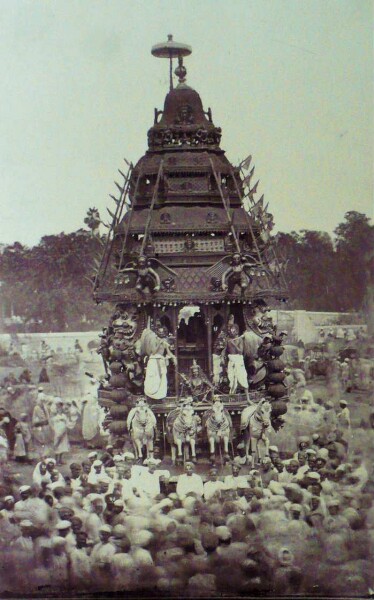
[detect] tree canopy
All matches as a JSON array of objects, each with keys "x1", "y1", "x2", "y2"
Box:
[
  {"x1": 275, "y1": 211, "x2": 373, "y2": 313},
  {"x1": 0, "y1": 230, "x2": 111, "y2": 332}
]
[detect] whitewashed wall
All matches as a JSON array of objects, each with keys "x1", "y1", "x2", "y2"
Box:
[{"x1": 0, "y1": 331, "x2": 100, "y2": 356}]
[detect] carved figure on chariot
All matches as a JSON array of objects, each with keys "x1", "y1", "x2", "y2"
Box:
[
  {"x1": 127, "y1": 397, "x2": 157, "y2": 461},
  {"x1": 211, "y1": 305, "x2": 289, "y2": 432},
  {"x1": 139, "y1": 323, "x2": 177, "y2": 400},
  {"x1": 221, "y1": 252, "x2": 254, "y2": 294},
  {"x1": 116, "y1": 253, "x2": 177, "y2": 296},
  {"x1": 97, "y1": 304, "x2": 147, "y2": 394},
  {"x1": 118, "y1": 255, "x2": 160, "y2": 294},
  {"x1": 166, "y1": 396, "x2": 202, "y2": 465},
  {"x1": 179, "y1": 359, "x2": 214, "y2": 404},
  {"x1": 202, "y1": 397, "x2": 233, "y2": 465}
]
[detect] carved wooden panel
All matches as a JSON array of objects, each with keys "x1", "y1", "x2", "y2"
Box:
[{"x1": 153, "y1": 238, "x2": 224, "y2": 253}]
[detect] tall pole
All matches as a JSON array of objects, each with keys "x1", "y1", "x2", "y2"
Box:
[{"x1": 169, "y1": 51, "x2": 173, "y2": 91}]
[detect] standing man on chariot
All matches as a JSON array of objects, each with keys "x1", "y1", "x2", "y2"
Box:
[
  {"x1": 222, "y1": 319, "x2": 250, "y2": 402},
  {"x1": 141, "y1": 325, "x2": 177, "y2": 400}
]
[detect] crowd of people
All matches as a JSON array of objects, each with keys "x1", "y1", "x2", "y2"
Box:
[
  {"x1": 0, "y1": 388, "x2": 80, "y2": 465},
  {"x1": 318, "y1": 326, "x2": 367, "y2": 343},
  {"x1": 0, "y1": 412, "x2": 373, "y2": 595},
  {"x1": 0, "y1": 332, "x2": 373, "y2": 596}
]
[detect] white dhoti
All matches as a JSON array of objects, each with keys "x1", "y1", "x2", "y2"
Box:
[
  {"x1": 228, "y1": 354, "x2": 248, "y2": 392},
  {"x1": 82, "y1": 397, "x2": 100, "y2": 442},
  {"x1": 212, "y1": 354, "x2": 222, "y2": 385},
  {"x1": 144, "y1": 354, "x2": 168, "y2": 400}
]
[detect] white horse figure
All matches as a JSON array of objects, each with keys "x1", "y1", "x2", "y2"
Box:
[
  {"x1": 166, "y1": 400, "x2": 201, "y2": 464},
  {"x1": 203, "y1": 399, "x2": 232, "y2": 464},
  {"x1": 240, "y1": 399, "x2": 272, "y2": 464},
  {"x1": 127, "y1": 399, "x2": 157, "y2": 462}
]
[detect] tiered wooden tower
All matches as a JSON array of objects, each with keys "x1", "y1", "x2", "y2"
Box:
[{"x1": 94, "y1": 37, "x2": 288, "y2": 444}]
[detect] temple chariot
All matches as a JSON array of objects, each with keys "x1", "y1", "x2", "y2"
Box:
[{"x1": 93, "y1": 37, "x2": 289, "y2": 464}]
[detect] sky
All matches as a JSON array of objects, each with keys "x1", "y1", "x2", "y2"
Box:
[{"x1": 0, "y1": 0, "x2": 372, "y2": 247}]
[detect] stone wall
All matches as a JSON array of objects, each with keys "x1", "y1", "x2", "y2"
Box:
[
  {"x1": 270, "y1": 310, "x2": 365, "y2": 344},
  {"x1": 0, "y1": 331, "x2": 100, "y2": 357}
]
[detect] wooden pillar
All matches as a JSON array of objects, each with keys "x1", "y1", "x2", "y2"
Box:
[
  {"x1": 171, "y1": 306, "x2": 179, "y2": 399},
  {"x1": 206, "y1": 305, "x2": 213, "y2": 377}
]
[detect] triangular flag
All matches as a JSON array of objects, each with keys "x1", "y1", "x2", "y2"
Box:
[
  {"x1": 242, "y1": 167, "x2": 254, "y2": 188},
  {"x1": 250, "y1": 195, "x2": 264, "y2": 218},
  {"x1": 240, "y1": 154, "x2": 252, "y2": 170},
  {"x1": 249, "y1": 180, "x2": 259, "y2": 196}
]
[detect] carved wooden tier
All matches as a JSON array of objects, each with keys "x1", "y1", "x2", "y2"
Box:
[{"x1": 93, "y1": 82, "x2": 287, "y2": 306}]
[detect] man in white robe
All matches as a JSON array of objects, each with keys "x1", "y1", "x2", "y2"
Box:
[
  {"x1": 176, "y1": 463, "x2": 204, "y2": 500},
  {"x1": 142, "y1": 327, "x2": 177, "y2": 400},
  {"x1": 223, "y1": 323, "x2": 250, "y2": 401},
  {"x1": 203, "y1": 467, "x2": 224, "y2": 501},
  {"x1": 136, "y1": 458, "x2": 166, "y2": 498},
  {"x1": 70, "y1": 531, "x2": 91, "y2": 590}
]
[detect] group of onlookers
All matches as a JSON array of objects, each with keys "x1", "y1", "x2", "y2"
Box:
[{"x1": 0, "y1": 391, "x2": 373, "y2": 596}]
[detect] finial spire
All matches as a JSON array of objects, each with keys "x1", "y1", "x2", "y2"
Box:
[{"x1": 151, "y1": 35, "x2": 192, "y2": 91}]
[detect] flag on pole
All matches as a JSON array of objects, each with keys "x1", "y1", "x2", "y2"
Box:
[
  {"x1": 249, "y1": 180, "x2": 259, "y2": 196},
  {"x1": 242, "y1": 166, "x2": 255, "y2": 188},
  {"x1": 250, "y1": 195, "x2": 264, "y2": 218},
  {"x1": 240, "y1": 154, "x2": 252, "y2": 170}
]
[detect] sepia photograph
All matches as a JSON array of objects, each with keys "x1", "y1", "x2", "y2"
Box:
[{"x1": 0, "y1": 0, "x2": 373, "y2": 597}]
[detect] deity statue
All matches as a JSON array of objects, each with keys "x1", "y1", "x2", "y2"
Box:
[
  {"x1": 119, "y1": 255, "x2": 161, "y2": 294},
  {"x1": 179, "y1": 360, "x2": 214, "y2": 403},
  {"x1": 221, "y1": 253, "x2": 254, "y2": 294}
]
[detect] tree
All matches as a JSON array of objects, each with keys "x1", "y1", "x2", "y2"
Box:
[
  {"x1": 0, "y1": 231, "x2": 111, "y2": 332},
  {"x1": 84, "y1": 208, "x2": 102, "y2": 235},
  {"x1": 275, "y1": 230, "x2": 339, "y2": 311},
  {"x1": 334, "y1": 211, "x2": 374, "y2": 312}
]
